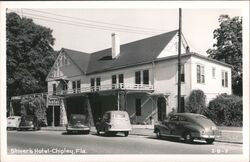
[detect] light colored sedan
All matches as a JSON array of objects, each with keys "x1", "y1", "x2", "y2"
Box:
[
  {"x1": 96, "y1": 111, "x2": 132, "y2": 136},
  {"x1": 154, "y1": 113, "x2": 221, "y2": 144},
  {"x1": 7, "y1": 116, "x2": 21, "y2": 130}
]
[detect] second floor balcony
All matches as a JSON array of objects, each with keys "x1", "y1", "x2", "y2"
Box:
[{"x1": 49, "y1": 83, "x2": 154, "y2": 96}]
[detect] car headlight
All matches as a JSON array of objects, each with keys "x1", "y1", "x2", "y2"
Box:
[{"x1": 200, "y1": 130, "x2": 205, "y2": 134}]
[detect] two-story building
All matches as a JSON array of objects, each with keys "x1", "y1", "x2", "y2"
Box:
[{"x1": 46, "y1": 30, "x2": 232, "y2": 126}]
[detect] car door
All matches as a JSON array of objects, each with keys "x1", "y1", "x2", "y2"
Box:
[
  {"x1": 161, "y1": 120, "x2": 171, "y2": 136},
  {"x1": 174, "y1": 115, "x2": 188, "y2": 136},
  {"x1": 168, "y1": 115, "x2": 179, "y2": 136}
]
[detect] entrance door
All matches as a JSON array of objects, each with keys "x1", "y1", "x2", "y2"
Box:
[
  {"x1": 47, "y1": 106, "x2": 60, "y2": 126},
  {"x1": 157, "y1": 97, "x2": 166, "y2": 121}
]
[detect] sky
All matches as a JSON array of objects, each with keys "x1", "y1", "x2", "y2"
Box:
[{"x1": 10, "y1": 8, "x2": 242, "y2": 55}]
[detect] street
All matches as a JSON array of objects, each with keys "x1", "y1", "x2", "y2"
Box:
[{"x1": 7, "y1": 130, "x2": 242, "y2": 154}]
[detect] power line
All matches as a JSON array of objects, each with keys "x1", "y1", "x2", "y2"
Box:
[
  {"x1": 10, "y1": 10, "x2": 159, "y2": 36},
  {"x1": 24, "y1": 9, "x2": 167, "y2": 33},
  {"x1": 21, "y1": 10, "x2": 161, "y2": 35}
]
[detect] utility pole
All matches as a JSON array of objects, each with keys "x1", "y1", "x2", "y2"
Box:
[{"x1": 177, "y1": 8, "x2": 182, "y2": 113}]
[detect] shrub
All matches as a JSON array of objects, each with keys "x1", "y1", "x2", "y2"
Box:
[
  {"x1": 205, "y1": 94, "x2": 242, "y2": 126},
  {"x1": 185, "y1": 89, "x2": 206, "y2": 114}
]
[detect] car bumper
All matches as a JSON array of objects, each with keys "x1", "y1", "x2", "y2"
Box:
[
  {"x1": 19, "y1": 126, "x2": 34, "y2": 129},
  {"x1": 191, "y1": 132, "x2": 220, "y2": 139},
  {"x1": 108, "y1": 128, "x2": 131, "y2": 132},
  {"x1": 67, "y1": 127, "x2": 90, "y2": 131}
]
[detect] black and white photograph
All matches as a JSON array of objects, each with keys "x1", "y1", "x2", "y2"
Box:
[{"x1": 0, "y1": 1, "x2": 249, "y2": 162}]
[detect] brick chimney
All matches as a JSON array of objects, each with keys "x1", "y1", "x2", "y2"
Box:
[{"x1": 111, "y1": 33, "x2": 120, "y2": 59}]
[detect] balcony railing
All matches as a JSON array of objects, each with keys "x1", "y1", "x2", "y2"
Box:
[{"x1": 49, "y1": 83, "x2": 154, "y2": 96}]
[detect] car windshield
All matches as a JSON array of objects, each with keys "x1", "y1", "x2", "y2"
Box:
[
  {"x1": 21, "y1": 116, "x2": 34, "y2": 121},
  {"x1": 114, "y1": 113, "x2": 126, "y2": 118},
  {"x1": 70, "y1": 115, "x2": 87, "y2": 124}
]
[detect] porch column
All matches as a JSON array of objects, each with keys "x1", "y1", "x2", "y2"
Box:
[
  {"x1": 85, "y1": 95, "x2": 94, "y2": 126},
  {"x1": 119, "y1": 91, "x2": 126, "y2": 111},
  {"x1": 60, "y1": 98, "x2": 68, "y2": 126}
]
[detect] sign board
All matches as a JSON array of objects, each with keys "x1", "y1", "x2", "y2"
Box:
[{"x1": 47, "y1": 96, "x2": 60, "y2": 106}]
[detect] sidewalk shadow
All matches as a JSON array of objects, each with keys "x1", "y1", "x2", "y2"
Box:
[
  {"x1": 146, "y1": 136, "x2": 211, "y2": 145},
  {"x1": 61, "y1": 131, "x2": 90, "y2": 135},
  {"x1": 92, "y1": 132, "x2": 127, "y2": 138}
]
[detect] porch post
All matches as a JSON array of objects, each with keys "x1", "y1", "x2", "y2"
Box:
[
  {"x1": 85, "y1": 95, "x2": 94, "y2": 126},
  {"x1": 117, "y1": 90, "x2": 120, "y2": 111}
]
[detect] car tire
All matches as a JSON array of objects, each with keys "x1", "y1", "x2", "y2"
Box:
[
  {"x1": 184, "y1": 131, "x2": 193, "y2": 143},
  {"x1": 206, "y1": 139, "x2": 215, "y2": 144},
  {"x1": 124, "y1": 131, "x2": 129, "y2": 137},
  {"x1": 155, "y1": 129, "x2": 162, "y2": 138}
]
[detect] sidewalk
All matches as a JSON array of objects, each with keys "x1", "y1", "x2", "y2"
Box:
[{"x1": 41, "y1": 125, "x2": 242, "y2": 144}]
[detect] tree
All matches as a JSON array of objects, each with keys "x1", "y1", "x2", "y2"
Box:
[
  {"x1": 7, "y1": 12, "x2": 57, "y2": 99},
  {"x1": 207, "y1": 15, "x2": 242, "y2": 96},
  {"x1": 204, "y1": 94, "x2": 242, "y2": 126},
  {"x1": 185, "y1": 89, "x2": 206, "y2": 114}
]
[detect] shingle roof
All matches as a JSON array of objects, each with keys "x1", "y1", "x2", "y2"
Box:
[
  {"x1": 61, "y1": 30, "x2": 180, "y2": 75},
  {"x1": 86, "y1": 30, "x2": 178, "y2": 74},
  {"x1": 62, "y1": 48, "x2": 91, "y2": 74}
]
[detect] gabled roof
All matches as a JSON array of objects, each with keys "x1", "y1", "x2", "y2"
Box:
[
  {"x1": 62, "y1": 48, "x2": 90, "y2": 74},
  {"x1": 86, "y1": 30, "x2": 178, "y2": 74}
]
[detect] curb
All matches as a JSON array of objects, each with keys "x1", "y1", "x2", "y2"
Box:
[{"x1": 40, "y1": 128, "x2": 242, "y2": 145}]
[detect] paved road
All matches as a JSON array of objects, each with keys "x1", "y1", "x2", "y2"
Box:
[{"x1": 7, "y1": 131, "x2": 242, "y2": 154}]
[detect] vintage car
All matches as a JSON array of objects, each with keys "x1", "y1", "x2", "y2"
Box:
[
  {"x1": 96, "y1": 111, "x2": 131, "y2": 136},
  {"x1": 18, "y1": 115, "x2": 40, "y2": 131},
  {"x1": 7, "y1": 116, "x2": 21, "y2": 130},
  {"x1": 66, "y1": 114, "x2": 90, "y2": 134},
  {"x1": 154, "y1": 113, "x2": 220, "y2": 144}
]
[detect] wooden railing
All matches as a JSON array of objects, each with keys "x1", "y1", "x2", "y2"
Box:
[{"x1": 48, "y1": 83, "x2": 154, "y2": 96}]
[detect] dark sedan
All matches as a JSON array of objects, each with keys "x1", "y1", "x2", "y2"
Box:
[
  {"x1": 66, "y1": 114, "x2": 90, "y2": 134},
  {"x1": 154, "y1": 113, "x2": 221, "y2": 144},
  {"x1": 18, "y1": 115, "x2": 40, "y2": 131}
]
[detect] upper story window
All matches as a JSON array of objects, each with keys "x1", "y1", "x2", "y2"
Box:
[
  {"x1": 135, "y1": 71, "x2": 141, "y2": 84},
  {"x1": 57, "y1": 54, "x2": 70, "y2": 67},
  {"x1": 143, "y1": 70, "x2": 149, "y2": 84},
  {"x1": 52, "y1": 84, "x2": 56, "y2": 95},
  {"x1": 212, "y1": 67, "x2": 216, "y2": 78},
  {"x1": 197, "y1": 65, "x2": 205, "y2": 84},
  {"x1": 135, "y1": 69, "x2": 150, "y2": 85},
  {"x1": 222, "y1": 71, "x2": 228, "y2": 87},
  {"x1": 91, "y1": 77, "x2": 101, "y2": 91},
  {"x1": 72, "y1": 80, "x2": 81, "y2": 93},
  {"x1": 118, "y1": 74, "x2": 124, "y2": 84}
]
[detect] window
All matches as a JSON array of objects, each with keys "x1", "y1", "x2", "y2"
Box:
[
  {"x1": 197, "y1": 65, "x2": 205, "y2": 83},
  {"x1": 135, "y1": 71, "x2": 141, "y2": 84},
  {"x1": 181, "y1": 65, "x2": 185, "y2": 82},
  {"x1": 77, "y1": 80, "x2": 81, "y2": 92},
  {"x1": 53, "y1": 84, "x2": 56, "y2": 95},
  {"x1": 96, "y1": 77, "x2": 101, "y2": 91},
  {"x1": 212, "y1": 68, "x2": 216, "y2": 78},
  {"x1": 90, "y1": 78, "x2": 95, "y2": 91},
  {"x1": 135, "y1": 99, "x2": 141, "y2": 116},
  {"x1": 222, "y1": 71, "x2": 228, "y2": 87},
  {"x1": 72, "y1": 81, "x2": 76, "y2": 93},
  {"x1": 143, "y1": 70, "x2": 149, "y2": 84},
  {"x1": 62, "y1": 82, "x2": 68, "y2": 94},
  {"x1": 118, "y1": 74, "x2": 124, "y2": 83},
  {"x1": 119, "y1": 74, "x2": 124, "y2": 88},
  {"x1": 112, "y1": 75, "x2": 117, "y2": 89}
]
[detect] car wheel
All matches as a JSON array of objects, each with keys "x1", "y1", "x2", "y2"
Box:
[
  {"x1": 184, "y1": 131, "x2": 193, "y2": 143},
  {"x1": 155, "y1": 129, "x2": 162, "y2": 138},
  {"x1": 206, "y1": 139, "x2": 215, "y2": 144},
  {"x1": 124, "y1": 131, "x2": 129, "y2": 137}
]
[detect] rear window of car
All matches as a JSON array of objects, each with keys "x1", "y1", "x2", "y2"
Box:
[
  {"x1": 114, "y1": 113, "x2": 126, "y2": 118},
  {"x1": 8, "y1": 118, "x2": 15, "y2": 120},
  {"x1": 21, "y1": 116, "x2": 34, "y2": 121}
]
